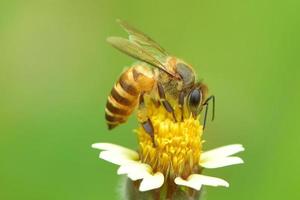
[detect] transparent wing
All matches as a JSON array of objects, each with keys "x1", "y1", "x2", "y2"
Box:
[
  {"x1": 117, "y1": 19, "x2": 168, "y2": 56},
  {"x1": 107, "y1": 36, "x2": 165, "y2": 69},
  {"x1": 107, "y1": 20, "x2": 177, "y2": 77}
]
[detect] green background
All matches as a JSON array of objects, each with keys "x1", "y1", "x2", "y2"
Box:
[{"x1": 1, "y1": 0, "x2": 299, "y2": 199}]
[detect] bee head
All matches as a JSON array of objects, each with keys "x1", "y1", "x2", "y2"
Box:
[{"x1": 187, "y1": 83, "x2": 208, "y2": 118}]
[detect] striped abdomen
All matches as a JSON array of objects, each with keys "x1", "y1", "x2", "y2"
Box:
[{"x1": 105, "y1": 65, "x2": 155, "y2": 129}]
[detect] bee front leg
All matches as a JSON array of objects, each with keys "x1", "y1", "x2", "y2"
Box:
[
  {"x1": 178, "y1": 90, "x2": 185, "y2": 121},
  {"x1": 157, "y1": 82, "x2": 177, "y2": 122}
]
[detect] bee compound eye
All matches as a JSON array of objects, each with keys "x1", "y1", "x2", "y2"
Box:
[{"x1": 189, "y1": 89, "x2": 202, "y2": 107}]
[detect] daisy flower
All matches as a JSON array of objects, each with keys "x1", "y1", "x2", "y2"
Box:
[{"x1": 92, "y1": 105, "x2": 244, "y2": 198}]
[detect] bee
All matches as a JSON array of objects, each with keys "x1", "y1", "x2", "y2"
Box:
[{"x1": 105, "y1": 20, "x2": 215, "y2": 138}]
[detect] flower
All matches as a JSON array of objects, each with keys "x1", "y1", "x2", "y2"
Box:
[
  {"x1": 92, "y1": 104, "x2": 244, "y2": 192},
  {"x1": 92, "y1": 143, "x2": 244, "y2": 191}
]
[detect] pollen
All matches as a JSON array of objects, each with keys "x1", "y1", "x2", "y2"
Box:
[{"x1": 136, "y1": 104, "x2": 203, "y2": 179}]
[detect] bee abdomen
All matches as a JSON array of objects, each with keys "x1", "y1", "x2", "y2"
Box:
[
  {"x1": 105, "y1": 65, "x2": 155, "y2": 129},
  {"x1": 105, "y1": 83, "x2": 138, "y2": 129}
]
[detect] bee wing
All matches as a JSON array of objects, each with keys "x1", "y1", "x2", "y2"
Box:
[
  {"x1": 107, "y1": 36, "x2": 176, "y2": 77},
  {"x1": 107, "y1": 36, "x2": 163, "y2": 67},
  {"x1": 117, "y1": 19, "x2": 168, "y2": 56}
]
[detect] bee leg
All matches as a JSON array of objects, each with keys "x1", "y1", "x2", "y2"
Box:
[
  {"x1": 202, "y1": 95, "x2": 215, "y2": 130},
  {"x1": 178, "y1": 90, "x2": 185, "y2": 121},
  {"x1": 138, "y1": 93, "x2": 156, "y2": 145},
  {"x1": 142, "y1": 119, "x2": 155, "y2": 143},
  {"x1": 151, "y1": 98, "x2": 161, "y2": 108},
  {"x1": 157, "y1": 82, "x2": 177, "y2": 122}
]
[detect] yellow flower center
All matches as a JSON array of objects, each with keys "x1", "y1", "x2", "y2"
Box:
[{"x1": 136, "y1": 103, "x2": 203, "y2": 179}]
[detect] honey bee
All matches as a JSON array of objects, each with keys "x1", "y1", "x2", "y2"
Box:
[{"x1": 105, "y1": 20, "x2": 215, "y2": 138}]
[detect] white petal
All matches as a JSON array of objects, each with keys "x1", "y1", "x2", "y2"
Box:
[
  {"x1": 99, "y1": 150, "x2": 137, "y2": 166},
  {"x1": 92, "y1": 143, "x2": 127, "y2": 152},
  {"x1": 92, "y1": 143, "x2": 138, "y2": 159},
  {"x1": 175, "y1": 176, "x2": 202, "y2": 191},
  {"x1": 200, "y1": 156, "x2": 244, "y2": 168},
  {"x1": 201, "y1": 144, "x2": 244, "y2": 161},
  {"x1": 139, "y1": 172, "x2": 164, "y2": 192},
  {"x1": 118, "y1": 162, "x2": 153, "y2": 181},
  {"x1": 117, "y1": 162, "x2": 142, "y2": 175},
  {"x1": 118, "y1": 162, "x2": 164, "y2": 191},
  {"x1": 175, "y1": 174, "x2": 229, "y2": 190}
]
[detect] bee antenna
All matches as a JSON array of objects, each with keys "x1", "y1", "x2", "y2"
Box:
[{"x1": 202, "y1": 95, "x2": 215, "y2": 130}]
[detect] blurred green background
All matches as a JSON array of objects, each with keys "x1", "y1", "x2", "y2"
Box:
[{"x1": 1, "y1": 0, "x2": 299, "y2": 199}]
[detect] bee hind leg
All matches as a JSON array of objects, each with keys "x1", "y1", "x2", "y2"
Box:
[
  {"x1": 141, "y1": 119, "x2": 155, "y2": 143},
  {"x1": 138, "y1": 93, "x2": 156, "y2": 146}
]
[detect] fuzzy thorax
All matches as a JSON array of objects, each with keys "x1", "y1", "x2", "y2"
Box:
[{"x1": 136, "y1": 104, "x2": 203, "y2": 179}]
